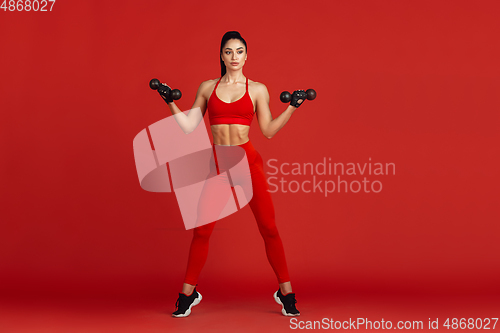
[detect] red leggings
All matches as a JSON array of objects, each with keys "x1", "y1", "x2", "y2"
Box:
[{"x1": 183, "y1": 140, "x2": 290, "y2": 285}]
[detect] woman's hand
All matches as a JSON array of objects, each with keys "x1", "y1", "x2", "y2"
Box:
[
  {"x1": 290, "y1": 90, "x2": 307, "y2": 108},
  {"x1": 158, "y1": 83, "x2": 174, "y2": 104}
]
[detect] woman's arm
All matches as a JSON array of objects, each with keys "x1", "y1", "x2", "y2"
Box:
[
  {"x1": 165, "y1": 80, "x2": 211, "y2": 134},
  {"x1": 254, "y1": 83, "x2": 298, "y2": 139}
]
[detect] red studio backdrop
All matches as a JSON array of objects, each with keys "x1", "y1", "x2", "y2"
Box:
[{"x1": 1, "y1": 0, "x2": 499, "y2": 330}]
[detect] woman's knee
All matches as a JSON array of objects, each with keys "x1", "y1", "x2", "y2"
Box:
[
  {"x1": 193, "y1": 223, "x2": 215, "y2": 239},
  {"x1": 258, "y1": 224, "x2": 280, "y2": 239}
]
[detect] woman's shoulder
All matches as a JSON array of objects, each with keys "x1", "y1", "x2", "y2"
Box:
[
  {"x1": 198, "y1": 78, "x2": 220, "y2": 90},
  {"x1": 196, "y1": 78, "x2": 219, "y2": 95},
  {"x1": 248, "y1": 79, "x2": 268, "y2": 96},
  {"x1": 248, "y1": 78, "x2": 266, "y2": 88},
  {"x1": 199, "y1": 78, "x2": 219, "y2": 86}
]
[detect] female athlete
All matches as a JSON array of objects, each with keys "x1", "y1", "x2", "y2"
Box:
[{"x1": 157, "y1": 31, "x2": 307, "y2": 317}]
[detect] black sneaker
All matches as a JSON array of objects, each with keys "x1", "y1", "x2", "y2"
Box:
[
  {"x1": 273, "y1": 289, "x2": 300, "y2": 316},
  {"x1": 172, "y1": 288, "x2": 202, "y2": 317}
]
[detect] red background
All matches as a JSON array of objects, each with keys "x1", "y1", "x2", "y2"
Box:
[{"x1": 1, "y1": 0, "x2": 499, "y2": 305}]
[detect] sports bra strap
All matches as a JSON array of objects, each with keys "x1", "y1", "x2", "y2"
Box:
[{"x1": 215, "y1": 77, "x2": 222, "y2": 89}]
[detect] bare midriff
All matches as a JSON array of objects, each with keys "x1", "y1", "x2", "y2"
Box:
[{"x1": 211, "y1": 124, "x2": 250, "y2": 146}]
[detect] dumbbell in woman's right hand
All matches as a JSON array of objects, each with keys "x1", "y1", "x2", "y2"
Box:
[{"x1": 149, "y1": 78, "x2": 182, "y2": 104}]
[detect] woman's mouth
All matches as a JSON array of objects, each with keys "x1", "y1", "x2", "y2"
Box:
[{"x1": 231, "y1": 62, "x2": 239, "y2": 66}]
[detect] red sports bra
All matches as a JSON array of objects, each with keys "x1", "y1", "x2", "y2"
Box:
[{"x1": 207, "y1": 77, "x2": 255, "y2": 126}]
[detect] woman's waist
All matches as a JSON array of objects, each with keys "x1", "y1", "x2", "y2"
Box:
[
  {"x1": 213, "y1": 139, "x2": 253, "y2": 151},
  {"x1": 211, "y1": 139, "x2": 258, "y2": 166}
]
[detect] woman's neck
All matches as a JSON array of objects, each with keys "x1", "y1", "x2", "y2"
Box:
[{"x1": 223, "y1": 70, "x2": 245, "y2": 84}]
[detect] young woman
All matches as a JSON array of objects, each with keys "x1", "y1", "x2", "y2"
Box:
[{"x1": 158, "y1": 31, "x2": 307, "y2": 317}]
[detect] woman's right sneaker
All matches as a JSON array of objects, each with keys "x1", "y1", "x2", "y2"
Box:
[
  {"x1": 273, "y1": 289, "x2": 300, "y2": 316},
  {"x1": 172, "y1": 288, "x2": 202, "y2": 317}
]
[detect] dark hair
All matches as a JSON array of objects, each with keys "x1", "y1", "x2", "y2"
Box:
[{"x1": 220, "y1": 31, "x2": 247, "y2": 77}]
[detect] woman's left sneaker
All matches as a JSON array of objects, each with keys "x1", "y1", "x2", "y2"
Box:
[
  {"x1": 172, "y1": 288, "x2": 202, "y2": 317},
  {"x1": 273, "y1": 289, "x2": 300, "y2": 316}
]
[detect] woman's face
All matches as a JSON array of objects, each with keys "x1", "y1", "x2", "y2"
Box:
[{"x1": 221, "y1": 39, "x2": 247, "y2": 72}]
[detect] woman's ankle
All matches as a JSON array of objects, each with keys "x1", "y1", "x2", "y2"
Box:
[
  {"x1": 279, "y1": 281, "x2": 293, "y2": 295},
  {"x1": 182, "y1": 283, "x2": 196, "y2": 296}
]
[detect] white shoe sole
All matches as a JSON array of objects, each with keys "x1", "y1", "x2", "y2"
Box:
[
  {"x1": 172, "y1": 292, "x2": 203, "y2": 318},
  {"x1": 273, "y1": 291, "x2": 300, "y2": 316}
]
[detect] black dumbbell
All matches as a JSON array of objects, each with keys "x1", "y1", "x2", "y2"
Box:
[
  {"x1": 149, "y1": 78, "x2": 182, "y2": 101},
  {"x1": 280, "y1": 89, "x2": 317, "y2": 103}
]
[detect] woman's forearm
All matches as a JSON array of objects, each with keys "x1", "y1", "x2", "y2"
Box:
[
  {"x1": 265, "y1": 105, "x2": 297, "y2": 139},
  {"x1": 167, "y1": 101, "x2": 184, "y2": 116},
  {"x1": 166, "y1": 102, "x2": 203, "y2": 134}
]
